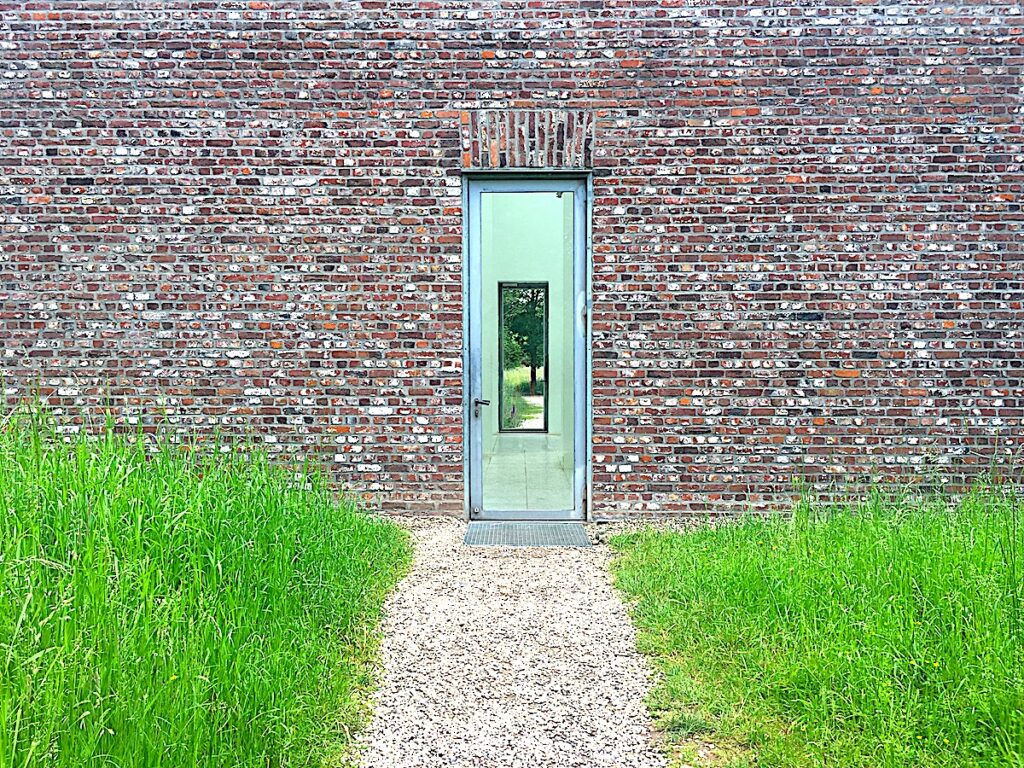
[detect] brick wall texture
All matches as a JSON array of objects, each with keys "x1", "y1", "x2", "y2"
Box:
[{"x1": 2, "y1": 2, "x2": 1022, "y2": 516}]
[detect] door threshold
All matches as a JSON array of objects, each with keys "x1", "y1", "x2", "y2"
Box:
[{"x1": 474, "y1": 511, "x2": 583, "y2": 522}]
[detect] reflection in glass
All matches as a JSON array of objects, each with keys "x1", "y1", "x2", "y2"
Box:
[{"x1": 499, "y1": 282, "x2": 548, "y2": 432}]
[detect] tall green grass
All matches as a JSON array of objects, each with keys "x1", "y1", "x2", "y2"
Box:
[
  {"x1": 611, "y1": 483, "x2": 1024, "y2": 767},
  {"x1": 0, "y1": 413, "x2": 410, "y2": 767}
]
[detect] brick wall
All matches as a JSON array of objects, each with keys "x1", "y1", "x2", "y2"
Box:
[{"x1": 1, "y1": 2, "x2": 1022, "y2": 516}]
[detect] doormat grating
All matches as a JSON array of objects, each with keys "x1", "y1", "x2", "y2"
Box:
[{"x1": 464, "y1": 522, "x2": 591, "y2": 548}]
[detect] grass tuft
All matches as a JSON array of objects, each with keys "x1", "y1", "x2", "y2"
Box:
[
  {"x1": 0, "y1": 411, "x2": 410, "y2": 767},
  {"x1": 610, "y1": 481, "x2": 1024, "y2": 768}
]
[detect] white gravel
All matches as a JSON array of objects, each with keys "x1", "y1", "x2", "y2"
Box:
[{"x1": 356, "y1": 518, "x2": 666, "y2": 768}]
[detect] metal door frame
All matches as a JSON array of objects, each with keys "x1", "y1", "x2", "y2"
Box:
[{"x1": 462, "y1": 172, "x2": 591, "y2": 521}]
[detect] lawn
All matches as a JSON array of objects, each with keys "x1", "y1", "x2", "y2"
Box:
[
  {"x1": 501, "y1": 365, "x2": 544, "y2": 429},
  {"x1": 610, "y1": 483, "x2": 1024, "y2": 768},
  {"x1": 0, "y1": 413, "x2": 410, "y2": 767}
]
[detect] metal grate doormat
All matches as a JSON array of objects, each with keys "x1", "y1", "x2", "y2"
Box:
[{"x1": 463, "y1": 522, "x2": 592, "y2": 548}]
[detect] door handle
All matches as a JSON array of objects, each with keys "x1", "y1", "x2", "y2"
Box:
[{"x1": 473, "y1": 398, "x2": 491, "y2": 418}]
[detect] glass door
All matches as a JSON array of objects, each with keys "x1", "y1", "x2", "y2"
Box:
[{"x1": 466, "y1": 177, "x2": 587, "y2": 520}]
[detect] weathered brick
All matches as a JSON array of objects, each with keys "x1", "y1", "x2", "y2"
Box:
[{"x1": 0, "y1": 2, "x2": 1021, "y2": 518}]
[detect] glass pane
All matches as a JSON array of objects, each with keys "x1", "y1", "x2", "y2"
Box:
[
  {"x1": 499, "y1": 283, "x2": 548, "y2": 432},
  {"x1": 481, "y1": 191, "x2": 574, "y2": 512}
]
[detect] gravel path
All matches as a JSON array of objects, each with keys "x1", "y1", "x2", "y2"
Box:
[{"x1": 357, "y1": 519, "x2": 666, "y2": 768}]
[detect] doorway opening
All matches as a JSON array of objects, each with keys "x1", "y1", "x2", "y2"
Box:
[{"x1": 464, "y1": 176, "x2": 589, "y2": 521}]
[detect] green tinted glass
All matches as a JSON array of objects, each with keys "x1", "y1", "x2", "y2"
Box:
[{"x1": 480, "y1": 191, "x2": 574, "y2": 512}]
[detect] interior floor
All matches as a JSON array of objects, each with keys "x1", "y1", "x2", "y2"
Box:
[{"x1": 483, "y1": 432, "x2": 574, "y2": 512}]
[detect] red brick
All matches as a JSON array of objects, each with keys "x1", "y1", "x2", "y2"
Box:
[{"x1": 0, "y1": 3, "x2": 1019, "y2": 519}]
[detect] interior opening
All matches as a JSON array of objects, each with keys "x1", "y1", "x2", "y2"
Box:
[
  {"x1": 499, "y1": 282, "x2": 549, "y2": 433},
  {"x1": 481, "y1": 190, "x2": 575, "y2": 512}
]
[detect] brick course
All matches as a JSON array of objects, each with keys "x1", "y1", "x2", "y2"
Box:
[{"x1": 1, "y1": 1, "x2": 1022, "y2": 516}]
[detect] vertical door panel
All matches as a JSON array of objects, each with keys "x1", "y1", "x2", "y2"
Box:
[{"x1": 467, "y1": 178, "x2": 586, "y2": 521}]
